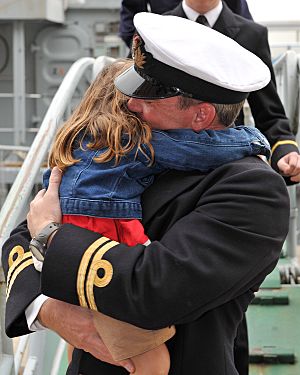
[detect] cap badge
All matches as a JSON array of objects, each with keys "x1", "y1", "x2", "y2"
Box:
[{"x1": 132, "y1": 34, "x2": 146, "y2": 69}]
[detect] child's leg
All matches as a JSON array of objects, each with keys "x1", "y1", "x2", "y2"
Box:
[
  {"x1": 130, "y1": 343, "x2": 170, "y2": 375},
  {"x1": 92, "y1": 311, "x2": 175, "y2": 372}
]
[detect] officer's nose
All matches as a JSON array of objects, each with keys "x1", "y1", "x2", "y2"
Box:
[{"x1": 127, "y1": 98, "x2": 144, "y2": 113}]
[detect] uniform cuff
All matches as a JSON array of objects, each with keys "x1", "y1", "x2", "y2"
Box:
[
  {"x1": 25, "y1": 294, "x2": 49, "y2": 331},
  {"x1": 270, "y1": 140, "x2": 299, "y2": 186}
]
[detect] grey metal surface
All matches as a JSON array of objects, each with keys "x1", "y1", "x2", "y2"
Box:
[
  {"x1": 0, "y1": 354, "x2": 14, "y2": 375},
  {"x1": 34, "y1": 24, "x2": 92, "y2": 124},
  {"x1": 0, "y1": 0, "x2": 65, "y2": 22},
  {"x1": 285, "y1": 186, "x2": 298, "y2": 259},
  {"x1": 12, "y1": 21, "x2": 26, "y2": 145},
  {"x1": 273, "y1": 50, "x2": 299, "y2": 133},
  {"x1": 273, "y1": 51, "x2": 299, "y2": 259},
  {"x1": 23, "y1": 356, "x2": 38, "y2": 375},
  {"x1": 67, "y1": 0, "x2": 122, "y2": 9},
  {"x1": 0, "y1": 0, "x2": 125, "y2": 148},
  {"x1": 0, "y1": 268, "x2": 14, "y2": 374}
]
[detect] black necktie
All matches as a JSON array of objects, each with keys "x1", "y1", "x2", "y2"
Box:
[{"x1": 196, "y1": 15, "x2": 210, "y2": 27}]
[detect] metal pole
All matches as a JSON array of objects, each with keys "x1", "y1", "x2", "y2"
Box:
[
  {"x1": 28, "y1": 332, "x2": 46, "y2": 375},
  {"x1": 23, "y1": 356, "x2": 38, "y2": 375},
  {"x1": 50, "y1": 339, "x2": 66, "y2": 375},
  {"x1": 285, "y1": 182, "x2": 298, "y2": 260},
  {"x1": 14, "y1": 335, "x2": 29, "y2": 375},
  {"x1": 0, "y1": 268, "x2": 14, "y2": 372},
  {"x1": 13, "y1": 21, "x2": 26, "y2": 145}
]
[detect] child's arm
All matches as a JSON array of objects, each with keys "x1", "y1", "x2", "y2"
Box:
[{"x1": 145, "y1": 126, "x2": 270, "y2": 172}]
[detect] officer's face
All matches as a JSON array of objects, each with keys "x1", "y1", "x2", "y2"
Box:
[{"x1": 127, "y1": 97, "x2": 194, "y2": 130}]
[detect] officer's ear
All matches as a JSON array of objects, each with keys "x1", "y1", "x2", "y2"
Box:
[{"x1": 191, "y1": 103, "x2": 216, "y2": 132}]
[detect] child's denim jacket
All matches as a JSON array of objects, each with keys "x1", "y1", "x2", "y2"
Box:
[{"x1": 43, "y1": 126, "x2": 270, "y2": 219}]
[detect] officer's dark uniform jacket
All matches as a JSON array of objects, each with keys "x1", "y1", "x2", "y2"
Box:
[
  {"x1": 2, "y1": 156, "x2": 289, "y2": 374},
  {"x1": 165, "y1": 2, "x2": 299, "y2": 181}
]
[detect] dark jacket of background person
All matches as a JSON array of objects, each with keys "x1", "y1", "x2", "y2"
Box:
[
  {"x1": 120, "y1": 0, "x2": 181, "y2": 47},
  {"x1": 165, "y1": 1, "x2": 298, "y2": 182},
  {"x1": 225, "y1": 0, "x2": 252, "y2": 19},
  {"x1": 119, "y1": 0, "x2": 252, "y2": 47}
]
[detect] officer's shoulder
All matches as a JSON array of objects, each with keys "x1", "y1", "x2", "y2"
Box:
[
  {"x1": 218, "y1": 156, "x2": 287, "y2": 187},
  {"x1": 233, "y1": 13, "x2": 267, "y2": 34}
]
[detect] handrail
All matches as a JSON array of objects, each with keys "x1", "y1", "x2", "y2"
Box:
[
  {"x1": 0, "y1": 57, "x2": 95, "y2": 252},
  {"x1": 0, "y1": 145, "x2": 30, "y2": 152}
]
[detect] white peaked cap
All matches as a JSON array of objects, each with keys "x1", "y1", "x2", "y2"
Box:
[{"x1": 115, "y1": 12, "x2": 271, "y2": 104}]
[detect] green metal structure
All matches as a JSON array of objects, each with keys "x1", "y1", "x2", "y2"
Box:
[{"x1": 248, "y1": 263, "x2": 300, "y2": 375}]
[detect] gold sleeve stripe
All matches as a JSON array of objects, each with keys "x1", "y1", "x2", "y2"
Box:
[
  {"x1": 7, "y1": 246, "x2": 33, "y2": 292},
  {"x1": 271, "y1": 140, "x2": 299, "y2": 154},
  {"x1": 77, "y1": 237, "x2": 118, "y2": 308},
  {"x1": 9, "y1": 245, "x2": 25, "y2": 267},
  {"x1": 7, "y1": 251, "x2": 32, "y2": 289},
  {"x1": 6, "y1": 259, "x2": 34, "y2": 300},
  {"x1": 86, "y1": 240, "x2": 118, "y2": 311}
]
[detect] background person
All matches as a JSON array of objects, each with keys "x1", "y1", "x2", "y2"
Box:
[
  {"x1": 119, "y1": 0, "x2": 252, "y2": 48},
  {"x1": 2, "y1": 13, "x2": 290, "y2": 375}
]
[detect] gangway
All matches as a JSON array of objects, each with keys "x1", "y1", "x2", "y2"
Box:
[{"x1": 0, "y1": 50, "x2": 300, "y2": 374}]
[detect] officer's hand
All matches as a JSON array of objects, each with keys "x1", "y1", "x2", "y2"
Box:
[
  {"x1": 38, "y1": 298, "x2": 135, "y2": 373},
  {"x1": 27, "y1": 167, "x2": 63, "y2": 238},
  {"x1": 277, "y1": 152, "x2": 300, "y2": 183}
]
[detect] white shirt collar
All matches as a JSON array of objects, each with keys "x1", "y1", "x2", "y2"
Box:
[{"x1": 182, "y1": 0, "x2": 223, "y2": 27}]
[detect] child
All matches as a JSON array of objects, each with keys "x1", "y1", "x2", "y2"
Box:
[{"x1": 41, "y1": 59, "x2": 270, "y2": 374}]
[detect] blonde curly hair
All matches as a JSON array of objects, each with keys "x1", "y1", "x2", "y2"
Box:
[{"x1": 48, "y1": 59, "x2": 154, "y2": 171}]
